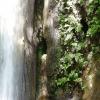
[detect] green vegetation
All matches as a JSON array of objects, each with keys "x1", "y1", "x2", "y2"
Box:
[{"x1": 51, "y1": 0, "x2": 100, "y2": 97}]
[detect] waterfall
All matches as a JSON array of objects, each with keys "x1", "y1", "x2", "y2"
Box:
[{"x1": 0, "y1": 0, "x2": 35, "y2": 100}]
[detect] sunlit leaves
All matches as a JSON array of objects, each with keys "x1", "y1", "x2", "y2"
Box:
[
  {"x1": 55, "y1": 0, "x2": 87, "y2": 91},
  {"x1": 53, "y1": 0, "x2": 100, "y2": 94}
]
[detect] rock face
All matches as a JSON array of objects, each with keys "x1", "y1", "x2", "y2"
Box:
[
  {"x1": 23, "y1": 0, "x2": 36, "y2": 99},
  {"x1": 38, "y1": 54, "x2": 48, "y2": 100},
  {"x1": 43, "y1": 0, "x2": 60, "y2": 99},
  {"x1": 83, "y1": 56, "x2": 100, "y2": 100},
  {"x1": 91, "y1": 58, "x2": 100, "y2": 100}
]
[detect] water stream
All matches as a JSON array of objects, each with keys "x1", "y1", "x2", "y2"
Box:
[{"x1": 0, "y1": 0, "x2": 34, "y2": 100}]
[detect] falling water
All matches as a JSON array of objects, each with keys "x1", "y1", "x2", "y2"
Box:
[{"x1": 0, "y1": 0, "x2": 35, "y2": 100}]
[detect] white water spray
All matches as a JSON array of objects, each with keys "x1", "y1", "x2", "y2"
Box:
[{"x1": 0, "y1": 0, "x2": 27, "y2": 100}]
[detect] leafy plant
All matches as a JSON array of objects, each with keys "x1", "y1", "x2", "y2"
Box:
[{"x1": 51, "y1": 0, "x2": 100, "y2": 97}]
